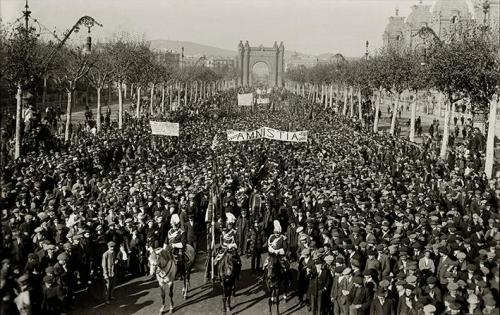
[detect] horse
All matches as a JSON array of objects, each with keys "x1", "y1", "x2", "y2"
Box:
[
  {"x1": 264, "y1": 254, "x2": 290, "y2": 315},
  {"x1": 217, "y1": 251, "x2": 237, "y2": 315},
  {"x1": 149, "y1": 247, "x2": 177, "y2": 314},
  {"x1": 178, "y1": 244, "x2": 196, "y2": 299},
  {"x1": 148, "y1": 244, "x2": 196, "y2": 314}
]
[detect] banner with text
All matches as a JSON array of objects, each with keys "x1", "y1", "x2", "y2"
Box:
[
  {"x1": 237, "y1": 93, "x2": 254, "y2": 106},
  {"x1": 227, "y1": 127, "x2": 308, "y2": 143},
  {"x1": 150, "y1": 121, "x2": 180, "y2": 137},
  {"x1": 257, "y1": 98, "x2": 270, "y2": 104}
]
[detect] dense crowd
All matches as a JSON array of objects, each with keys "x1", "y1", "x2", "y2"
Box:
[{"x1": 0, "y1": 87, "x2": 499, "y2": 315}]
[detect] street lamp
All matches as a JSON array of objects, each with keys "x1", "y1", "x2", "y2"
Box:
[{"x1": 365, "y1": 41, "x2": 369, "y2": 61}]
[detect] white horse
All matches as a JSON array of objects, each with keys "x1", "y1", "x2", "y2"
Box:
[{"x1": 148, "y1": 245, "x2": 196, "y2": 314}]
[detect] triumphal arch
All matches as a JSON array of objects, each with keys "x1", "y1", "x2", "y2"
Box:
[{"x1": 237, "y1": 40, "x2": 284, "y2": 87}]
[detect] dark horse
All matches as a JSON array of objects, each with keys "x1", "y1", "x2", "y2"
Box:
[
  {"x1": 217, "y1": 251, "x2": 237, "y2": 315},
  {"x1": 265, "y1": 254, "x2": 290, "y2": 315}
]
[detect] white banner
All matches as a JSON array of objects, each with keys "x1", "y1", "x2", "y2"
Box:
[
  {"x1": 257, "y1": 98, "x2": 270, "y2": 104},
  {"x1": 150, "y1": 121, "x2": 180, "y2": 137},
  {"x1": 237, "y1": 93, "x2": 254, "y2": 106},
  {"x1": 227, "y1": 127, "x2": 308, "y2": 143}
]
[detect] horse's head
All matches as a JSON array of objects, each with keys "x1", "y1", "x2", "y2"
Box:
[
  {"x1": 219, "y1": 252, "x2": 234, "y2": 280},
  {"x1": 148, "y1": 247, "x2": 160, "y2": 276},
  {"x1": 266, "y1": 254, "x2": 281, "y2": 282}
]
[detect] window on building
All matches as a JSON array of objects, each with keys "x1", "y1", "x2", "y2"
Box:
[{"x1": 451, "y1": 16, "x2": 458, "y2": 24}]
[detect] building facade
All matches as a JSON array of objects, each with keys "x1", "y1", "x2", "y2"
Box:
[
  {"x1": 383, "y1": 0, "x2": 500, "y2": 50},
  {"x1": 154, "y1": 50, "x2": 181, "y2": 68}
]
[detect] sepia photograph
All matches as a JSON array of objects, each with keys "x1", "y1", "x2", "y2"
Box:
[{"x1": 0, "y1": 0, "x2": 499, "y2": 314}]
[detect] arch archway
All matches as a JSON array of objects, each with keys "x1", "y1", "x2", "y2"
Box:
[{"x1": 251, "y1": 61, "x2": 270, "y2": 86}]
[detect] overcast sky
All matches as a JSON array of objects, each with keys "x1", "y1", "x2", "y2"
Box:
[{"x1": 1, "y1": 0, "x2": 438, "y2": 57}]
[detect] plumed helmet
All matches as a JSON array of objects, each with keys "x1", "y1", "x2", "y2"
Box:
[
  {"x1": 170, "y1": 213, "x2": 180, "y2": 226},
  {"x1": 273, "y1": 220, "x2": 282, "y2": 233},
  {"x1": 226, "y1": 212, "x2": 236, "y2": 225}
]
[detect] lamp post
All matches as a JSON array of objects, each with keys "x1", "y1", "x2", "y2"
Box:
[
  {"x1": 365, "y1": 40, "x2": 369, "y2": 61},
  {"x1": 12, "y1": 0, "x2": 102, "y2": 159}
]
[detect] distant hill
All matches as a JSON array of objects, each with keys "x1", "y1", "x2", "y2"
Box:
[
  {"x1": 149, "y1": 39, "x2": 236, "y2": 57},
  {"x1": 148, "y1": 39, "x2": 352, "y2": 61}
]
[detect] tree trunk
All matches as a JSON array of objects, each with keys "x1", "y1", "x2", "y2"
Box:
[
  {"x1": 135, "y1": 86, "x2": 141, "y2": 118},
  {"x1": 107, "y1": 84, "x2": 111, "y2": 106},
  {"x1": 349, "y1": 87, "x2": 354, "y2": 117},
  {"x1": 85, "y1": 85, "x2": 89, "y2": 108},
  {"x1": 42, "y1": 77, "x2": 47, "y2": 108},
  {"x1": 390, "y1": 93, "x2": 400, "y2": 135},
  {"x1": 177, "y1": 82, "x2": 181, "y2": 108},
  {"x1": 484, "y1": 95, "x2": 498, "y2": 178},
  {"x1": 189, "y1": 82, "x2": 193, "y2": 104},
  {"x1": 169, "y1": 84, "x2": 173, "y2": 110},
  {"x1": 161, "y1": 84, "x2": 165, "y2": 113},
  {"x1": 358, "y1": 89, "x2": 364, "y2": 126},
  {"x1": 118, "y1": 83, "x2": 123, "y2": 129},
  {"x1": 14, "y1": 84, "x2": 22, "y2": 159},
  {"x1": 409, "y1": 90, "x2": 417, "y2": 142},
  {"x1": 195, "y1": 81, "x2": 198, "y2": 102},
  {"x1": 329, "y1": 85, "x2": 333, "y2": 108},
  {"x1": 150, "y1": 84, "x2": 155, "y2": 116},
  {"x1": 64, "y1": 90, "x2": 72, "y2": 142},
  {"x1": 343, "y1": 86, "x2": 348, "y2": 116},
  {"x1": 184, "y1": 83, "x2": 188, "y2": 107},
  {"x1": 96, "y1": 87, "x2": 102, "y2": 132},
  {"x1": 440, "y1": 99, "x2": 452, "y2": 159},
  {"x1": 374, "y1": 88, "x2": 382, "y2": 133}
]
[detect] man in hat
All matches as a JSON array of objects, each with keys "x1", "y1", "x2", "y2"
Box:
[
  {"x1": 41, "y1": 274, "x2": 64, "y2": 313},
  {"x1": 369, "y1": 287, "x2": 395, "y2": 315},
  {"x1": 317, "y1": 256, "x2": 333, "y2": 315},
  {"x1": 336, "y1": 267, "x2": 354, "y2": 315},
  {"x1": 348, "y1": 276, "x2": 370, "y2": 315},
  {"x1": 298, "y1": 248, "x2": 312, "y2": 307},
  {"x1": 102, "y1": 241, "x2": 117, "y2": 304},
  {"x1": 247, "y1": 220, "x2": 265, "y2": 274},
  {"x1": 236, "y1": 209, "x2": 249, "y2": 256},
  {"x1": 53, "y1": 252, "x2": 74, "y2": 306}
]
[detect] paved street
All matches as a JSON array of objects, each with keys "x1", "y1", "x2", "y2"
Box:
[{"x1": 71, "y1": 250, "x2": 309, "y2": 315}]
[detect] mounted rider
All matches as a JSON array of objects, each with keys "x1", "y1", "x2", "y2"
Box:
[
  {"x1": 217, "y1": 212, "x2": 241, "y2": 280},
  {"x1": 167, "y1": 213, "x2": 186, "y2": 274},
  {"x1": 265, "y1": 220, "x2": 289, "y2": 274}
]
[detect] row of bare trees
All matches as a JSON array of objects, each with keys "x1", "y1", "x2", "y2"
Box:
[
  {"x1": 286, "y1": 31, "x2": 500, "y2": 177},
  {"x1": 0, "y1": 26, "x2": 238, "y2": 159}
]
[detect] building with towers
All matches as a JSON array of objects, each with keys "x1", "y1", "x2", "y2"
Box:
[{"x1": 383, "y1": 0, "x2": 500, "y2": 50}]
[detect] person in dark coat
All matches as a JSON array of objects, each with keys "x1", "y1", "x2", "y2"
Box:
[
  {"x1": 40, "y1": 275, "x2": 64, "y2": 315},
  {"x1": 247, "y1": 221, "x2": 264, "y2": 273},
  {"x1": 318, "y1": 257, "x2": 333, "y2": 315},
  {"x1": 236, "y1": 210, "x2": 249, "y2": 255},
  {"x1": 347, "y1": 276, "x2": 370, "y2": 315},
  {"x1": 369, "y1": 288, "x2": 395, "y2": 315}
]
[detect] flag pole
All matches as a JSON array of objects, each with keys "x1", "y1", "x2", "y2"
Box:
[{"x1": 210, "y1": 134, "x2": 219, "y2": 283}]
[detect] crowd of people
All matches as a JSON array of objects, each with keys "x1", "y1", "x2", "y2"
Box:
[{"x1": 0, "y1": 86, "x2": 498, "y2": 315}]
